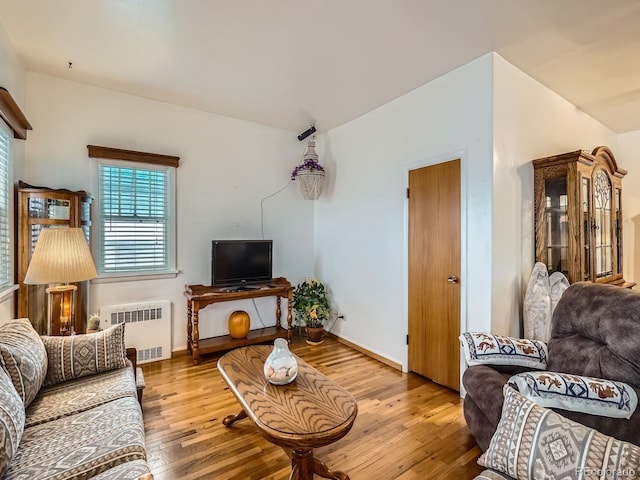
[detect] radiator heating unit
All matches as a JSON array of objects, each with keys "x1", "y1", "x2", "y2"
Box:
[{"x1": 98, "y1": 300, "x2": 172, "y2": 364}]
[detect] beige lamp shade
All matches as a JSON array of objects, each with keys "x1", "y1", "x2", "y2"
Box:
[{"x1": 24, "y1": 228, "x2": 98, "y2": 284}]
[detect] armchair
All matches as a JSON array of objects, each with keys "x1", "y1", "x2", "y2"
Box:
[{"x1": 462, "y1": 282, "x2": 640, "y2": 451}]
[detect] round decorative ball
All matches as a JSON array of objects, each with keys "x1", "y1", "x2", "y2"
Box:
[{"x1": 228, "y1": 310, "x2": 250, "y2": 339}]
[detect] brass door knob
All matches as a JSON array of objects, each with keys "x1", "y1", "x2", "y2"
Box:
[{"x1": 447, "y1": 276, "x2": 459, "y2": 284}]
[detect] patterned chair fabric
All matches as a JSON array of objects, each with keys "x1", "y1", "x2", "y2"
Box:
[
  {"x1": 478, "y1": 386, "x2": 640, "y2": 480},
  {"x1": 91, "y1": 459, "x2": 153, "y2": 479},
  {"x1": 0, "y1": 368, "x2": 25, "y2": 476},
  {"x1": 42, "y1": 323, "x2": 128, "y2": 387},
  {"x1": 26, "y1": 366, "x2": 137, "y2": 428},
  {"x1": 463, "y1": 282, "x2": 640, "y2": 451},
  {"x1": 0, "y1": 318, "x2": 48, "y2": 407},
  {"x1": 0, "y1": 319, "x2": 152, "y2": 479},
  {"x1": 4, "y1": 397, "x2": 146, "y2": 480},
  {"x1": 474, "y1": 470, "x2": 514, "y2": 480}
]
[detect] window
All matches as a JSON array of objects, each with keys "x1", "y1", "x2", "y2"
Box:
[
  {"x1": 0, "y1": 128, "x2": 9, "y2": 289},
  {"x1": 97, "y1": 161, "x2": 175, "y2": 278}
]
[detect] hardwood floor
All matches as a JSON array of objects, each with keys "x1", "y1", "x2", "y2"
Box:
[{"x1": 140, "y1": 337, "x2": 484, "y2": 480}]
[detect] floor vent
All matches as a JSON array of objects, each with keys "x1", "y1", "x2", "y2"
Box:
[{"x1": 98, "y1": 301, "x2": 171, "y2": 364}]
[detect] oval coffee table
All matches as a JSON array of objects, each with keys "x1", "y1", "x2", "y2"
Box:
[{"x1": 218, "y1": 345, "x2": 358, "y2": 480}]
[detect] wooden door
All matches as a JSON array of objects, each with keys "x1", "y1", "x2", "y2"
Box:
[{"x1": 408, "y1": 159, "x2": 461, "y2": 390}]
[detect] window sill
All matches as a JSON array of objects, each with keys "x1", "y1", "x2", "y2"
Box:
[
  {"x1": 92, "y1": 270, "x2": 180, "y2": 284},
  {"x1": 0, "y1": 284, "x2": 19, "y2": 303}
]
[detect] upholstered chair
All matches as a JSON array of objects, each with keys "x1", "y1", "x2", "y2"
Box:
[{"x1": 462, "y1": 282, "x2": 640, "y2": 451}]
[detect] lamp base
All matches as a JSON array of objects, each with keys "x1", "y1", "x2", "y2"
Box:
[{"x1": 46, "y1": 285, "x2": 77, "y2": 336}]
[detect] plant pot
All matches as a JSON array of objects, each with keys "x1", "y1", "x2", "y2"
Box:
[{"x1": 306, "y1": 326, "x2": 325, "y2": 345}]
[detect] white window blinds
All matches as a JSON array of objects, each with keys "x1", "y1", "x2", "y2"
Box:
[
  {"x1": 0, "y1": 129, "x2": 9, "y2": 288},
  {"x1": 98, "y1": 163, "x2": 171, "y2": 275}
]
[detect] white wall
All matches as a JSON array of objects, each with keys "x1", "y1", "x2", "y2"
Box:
[
  {"x1": 0, "y1": 22, "x2": 27, "y2": 322},
  {"x1": 10, "y1": 46, "x2": 640, "y2": 373},
  {"x1": 618, "y1": 130, "x2": 640, "y2": 283},
  {"x1": 315, "y1": 54, "x2": 495, "y2": 370},
  {"x1": 24, "y1": 73, "x2": 315, "y2": 350},
  {"x1": 492, "y1": 54, "x2": 621, "y2": 336},
  {"x1": 0, "y1": 22, "x2": 25, "y2": 107},
  {"x1": 314, "y1": 51, "x2": 632, "y2": 373}
]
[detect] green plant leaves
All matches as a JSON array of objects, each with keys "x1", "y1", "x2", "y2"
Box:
[{"x1": 292, "y1": 278, "x2": 330, "y2": 327}]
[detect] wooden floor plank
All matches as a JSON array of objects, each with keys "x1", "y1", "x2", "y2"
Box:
[{"x1": 141, "y1": 337, "x2": 483, "y2": 479}]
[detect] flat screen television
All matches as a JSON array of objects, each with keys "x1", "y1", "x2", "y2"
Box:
[{"x1": 211, "y1": 240, "x2": 273, "y2": 288}]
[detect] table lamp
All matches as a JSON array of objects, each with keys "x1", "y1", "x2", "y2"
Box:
[{"x1": 24, "y1": 228, "x2": 98, "y2": 335}]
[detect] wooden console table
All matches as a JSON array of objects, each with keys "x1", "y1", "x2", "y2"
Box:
[{"x1": 184, "y1": 277, "x2": 293, "y2": 365}]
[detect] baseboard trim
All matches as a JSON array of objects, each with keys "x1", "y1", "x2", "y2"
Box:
[
  {"x1": 172, "y1": 337, "x2": 403, "y2": 371},
  {"x1": 326, "y1": 332, "x2": 403, "y2": 371}
]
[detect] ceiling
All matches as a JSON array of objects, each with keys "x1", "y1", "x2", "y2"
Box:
[{"x1": 1, "y1": 0, "x2": 639, "y2": 134}]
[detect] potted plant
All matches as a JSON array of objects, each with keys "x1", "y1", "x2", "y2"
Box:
[{"x1": 292, "y1": 278, "x2": 330, "y2": 344}]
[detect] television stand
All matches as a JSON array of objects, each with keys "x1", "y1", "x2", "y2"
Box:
[
  {"x1": 184, "y1": 277, "x2": 293, "y2": 365},
  {"x1": 222, "y1": 285, "x2": 260, "y2": 292}
]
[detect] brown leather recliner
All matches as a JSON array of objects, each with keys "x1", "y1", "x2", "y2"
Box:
[{"x1": 462, "y1": 281, "x2": 640, "y2": 451}]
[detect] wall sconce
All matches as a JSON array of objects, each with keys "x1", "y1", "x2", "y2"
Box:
[{"x1": 24, "y1": 228, "x2": 97, "y2": 335}]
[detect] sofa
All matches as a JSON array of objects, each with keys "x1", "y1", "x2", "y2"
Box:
[
  {"x1": 0, "y1": 318, "x2": 152, "y2": 479},
  {"x1": 463, "y1": 282, "x2": 640, "y2": 479}
]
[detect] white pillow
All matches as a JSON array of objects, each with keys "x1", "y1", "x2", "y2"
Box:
[
  {"x1": 460, "y1": 332, "x2": 547, "y2": 369},
  {"x1": 509, "y1": 371, "x2": 638, "y2": 419}
]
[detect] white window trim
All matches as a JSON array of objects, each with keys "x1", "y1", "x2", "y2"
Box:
[
  {"x1": 95, "y1": 158, "x2": 177, "y2": 282},
  {"x1": 91, "y1": 270, "x2": 180, "y2": 284},
  {"x1": 0, "y1": 284, "x2": 18, "y2": 303}
]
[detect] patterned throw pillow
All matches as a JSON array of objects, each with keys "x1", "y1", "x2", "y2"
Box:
[
  {"x1": 479, "y1": 386, "x2": 640, "y2": 480},
  {"x1": 474, "y1": 471, "x2": 514, "y2": 480},
  {"x1": 509, "y1": 371, "x2": 638, "y2": 419},
  {"x1": 0, "y1": 318, "x2": 48, "y2": 407},
  {"x1": 460, "y1": 332, "x2": 548, "y2": 368},
  {"x1": 42, "y1": 323, "x2": 128, "y2": 387},
  {"x1": 0, "y1": 367, "x2": 25, "y2": 476}
]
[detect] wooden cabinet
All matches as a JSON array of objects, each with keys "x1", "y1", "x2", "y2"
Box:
[
  {"x1": 533, "y1": 146, "x2": 633, "y2": 287},
  {"x1": 17, "y1": 182, "x2": 93, "y2": 334}
]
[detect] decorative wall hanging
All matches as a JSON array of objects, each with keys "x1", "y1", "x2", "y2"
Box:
[{"x1": 291, "y1": 136, "x2": 325, "y2": 200}]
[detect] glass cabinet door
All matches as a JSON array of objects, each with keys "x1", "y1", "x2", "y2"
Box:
[
  {"x1": 593, "y1": 169, "x2": 613, "y2": 279},
  {"x1": 616, "y1": 187, "x2": 622, "y2": 275},
  {"x1": 582, "y1": 177, "x2": 591, "y2": 280},
  {"x1": 544, "y1": 177, "x2": 569, "y2": 275},
  {"x1": 28, "y1": 197, "x2": 70, "y2": 220}
]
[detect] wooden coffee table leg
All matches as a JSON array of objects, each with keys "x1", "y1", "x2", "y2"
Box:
[
  {"x1": 285, "y1": 448, "x2": 349, "y2": 480},
  {"x1": 288, "y1": 464, "x2": 300, "y2": 480},
  {"x1": 290, "y1": 449, "x2": 314, "y2": 480},
  {"x1": 222, "y1": 409, "x2": 247, "y2": 427},
  {"x1": 313, "y1": 456, "x2": 349, "y2": 480}
]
